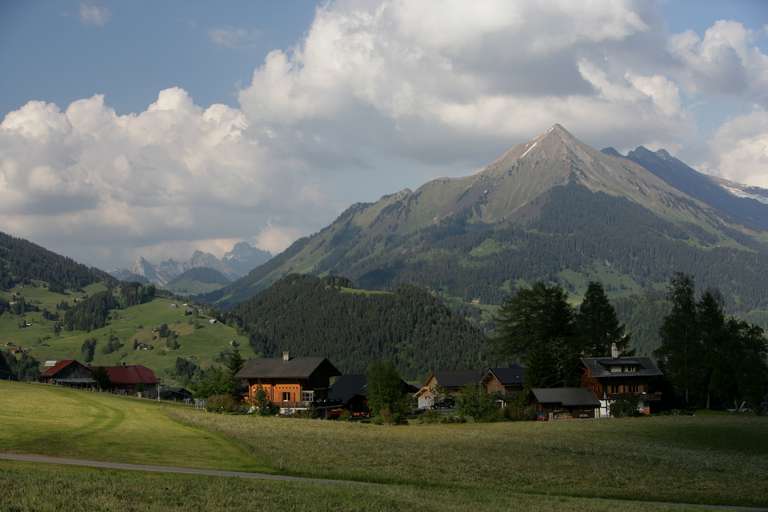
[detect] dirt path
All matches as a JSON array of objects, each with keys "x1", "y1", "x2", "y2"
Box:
[
  {"x1": 0, "y1": 452, "x2": 362, "y2": 486},
  {"x1": 1, "y1": 452, "x2": 766, "y2": 511}
]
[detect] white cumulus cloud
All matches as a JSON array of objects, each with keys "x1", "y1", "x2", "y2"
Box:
[{"x1": 79, "y1": 3, "x2": 111, "y2": 27}]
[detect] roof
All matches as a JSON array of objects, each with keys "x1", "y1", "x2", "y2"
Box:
[
  {"x1": 103, "y1": 365, "x2": 158, "y2": 385},
  {"x1": 40, "y1": 359, "x2": 82, "y2": 378},
  {"x1": 432, "y1": 369, "x2": 484, "y2": 389},
  {"x1": 329, "y1": 374, "x2": 367, "y2": 403},
  {"x1": 236, "y1": 357, "x2": 340, "y2": 380},
  {"x1": 531, "y1": 388, "x2": 601, "y2": 407},
  {"x1": 486, "y1": 365, "x2": 525, "y2": 386},
  {"x1": 330, "y1": 374, "x2": 420, "y2": 404},
  {"x1": 581, "y1": 356, "x2": 663, "y2": 379}
]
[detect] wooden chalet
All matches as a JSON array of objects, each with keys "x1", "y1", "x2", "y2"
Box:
[
  {"x1": 328, "y1": 374, "x2": 418, "y2": 417},
  {"x1": 530, "y1": 388, "x2": 600, "y2": 420},
  {"x1": 39, "y1": 360, "x2": 95, "y2": 388},
  {"x1": 415, "y1": 369, "x2": 484, "y2": 409},
  {"x1": 481, "y1": 365, "x2": 526, "y2": 406},
  {"x1": 236, "y1": 352, "x2": 340, "y2": 413},
  {"x1": 580, "y1": 345, "x2": 663, "y2": 416},
  {"x1": 100, "y1": 364, "x2": 159, "y2": 396}
]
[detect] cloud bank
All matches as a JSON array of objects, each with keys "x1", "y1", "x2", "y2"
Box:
[{"x1": 2, "y1": 1, "x2": 767, "y2": 267}]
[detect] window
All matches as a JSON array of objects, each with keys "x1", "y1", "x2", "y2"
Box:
[
  {"x1": 301, "y1": 390, "x2": 314, "y2": 403},
  {"x1": 282, "y1": 391, "x2": 292, "y2": 402}
]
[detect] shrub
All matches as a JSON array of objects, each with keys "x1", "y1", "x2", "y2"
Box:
[
  {"x1": 337, "y1": 409, "x2": 352, "y2": 421},
  {"x1": 456, "y1": 384, "x2": 497, "y2": 422},
  {"x1": 610, "y1": 396, "x2": 641, "y2": 418},
  {"x1": 420, "y1": 410, "x2": 442, "y2": 424},
  {"x1": 205, "y1": 394, "x2": 242, "y2": 414},
  {"x1": 499, "y1": 404, "x2": 537, "y2": 421}
]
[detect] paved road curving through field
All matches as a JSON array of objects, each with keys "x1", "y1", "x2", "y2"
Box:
[{"x1": 1, "y1": 452, "x2": 766, "y2": 511}]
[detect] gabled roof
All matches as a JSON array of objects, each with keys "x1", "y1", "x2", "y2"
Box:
[
  {"x1": 236, "y1": 357, "x2": 340, "y2": 380},
  {"x1": 40, "y1": 359, "x2": 84, "y2": 378},
  {"x1": 103, "y1": 365, "x2": 158, "y2": 385},
  {"x1": 329, "y1": 374, "x2": 418, "y2": 404},
  {"x1": 581, "y1": 356, "x2": 663, "y2": 379},
  {"x1": 329, "y1": 374, "x2": 367, "y2": 403},
  {"x1": 485, "y1": 365, "x2": 525, "y2": 386},
  {"x1": 531, "y1": 388, "x2": 600, "y2": 407},
  {"x1": 432, "y1": 369, "x2": 484, "y2": 389}
]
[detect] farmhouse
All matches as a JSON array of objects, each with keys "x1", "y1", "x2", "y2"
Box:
[
  {"x1": 530, "y1": 388, "x2": 600, "y2": 420},
  {"x1": 481, "y1": 365, "x2": 526, "y2": 406},
  {"x1": 236, "y1": 352, "x2": 340, "y2": 414},
  {"x1": 581, "y1": 345, "x2": 663, "y2": 417},
  {"x1": 101, "y1": 364, "x2": 159, "y2": 396},
  {"x1": 415, "y1": 369, "x2": 484, "y2": 409},
  {"x1": 39, "y1": 360, "x2": 95, "y2": 388},
  {"x1": 329, "y1": 374, "x2": 418, "y2": 417}
]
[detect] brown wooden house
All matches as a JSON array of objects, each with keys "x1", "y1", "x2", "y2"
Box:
[
  {"x1": 530, "y1": 388, "x2": 600, "y2": 420},
  {"x1": 415, "y1": 369, "x2": 485, "y2": 409},
  {"x1": 580, "y1": 353, "x2": 663, "y2": 417},
  {"x1": 236, "y1": 352, "x2": 340, "y2": 413},
  {"x1": 39, "y1": 360, "x2": 95, "y2": 388},
  {"x1": 481, "y1": 365, "x2": 525, "y2": 406}
]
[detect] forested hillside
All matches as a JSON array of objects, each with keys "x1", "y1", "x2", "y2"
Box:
[
  {"x1": 225, "y1": 274, "x2": 488, "y2": 378},
  {"x1": 0, "y1": 231, "x2": 112, "y2": 292}
]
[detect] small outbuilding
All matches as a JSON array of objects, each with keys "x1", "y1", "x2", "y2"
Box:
[
  {"x1": 530, "y1": 388, "x2": 600, "y2": 420},
  {"x1": 415, "y1": 370, "x2": 485, "y2": 409}
]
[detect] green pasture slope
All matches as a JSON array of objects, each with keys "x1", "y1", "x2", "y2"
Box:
[
  {"x1": 0, "y1": 282, "x2": 250, "y2": 382},
  {"x1": 1, "y1": 382, "x2": 767, "y2": 511}
]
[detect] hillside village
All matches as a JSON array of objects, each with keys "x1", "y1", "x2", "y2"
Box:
[{"x1": 16, "y1": 342, "x2": 663, "y2": 422}]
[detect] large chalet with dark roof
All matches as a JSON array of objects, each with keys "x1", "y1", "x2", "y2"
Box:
[
  {"x1": 236, "y1": 352, "x2": 341, "y2": 413},
  {"x1": 581, "y1": 345, "x2": 663, "y2": 416}
]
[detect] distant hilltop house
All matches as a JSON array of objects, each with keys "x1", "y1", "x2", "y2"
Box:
[
  {"x1": 529, "y1": 388, "x2": 602, "y2": 420},
  {"x1": 581, "y1": 344, "x2": 664, "y2": 417},
  {"x1": 39, "y1": 360, "x2": 95, "y2": 388},
  {"x1": 416, "y1": 366, "x2": 526, "y2": 409},
  {"x1": 236, "y1": 352, "x2": 340, "y2": 414}
]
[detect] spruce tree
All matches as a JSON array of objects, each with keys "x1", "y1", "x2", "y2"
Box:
[
  {"x1": 576, "y1": 281, "x2": 629, "y2": 357},
  {"x1": 494, "y1": 282, "x2": 578, "y2": 387},
  {"x1": 655, "y1": 273, "x2": 704, "y2": 406}
]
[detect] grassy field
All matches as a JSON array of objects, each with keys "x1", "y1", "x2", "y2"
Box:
[
  {"x1": 0, "y1": 381, "x2": 766, "y2": 511},
  {"x1": 0, "y1": 282, "x2": 250, "y2": 382}
]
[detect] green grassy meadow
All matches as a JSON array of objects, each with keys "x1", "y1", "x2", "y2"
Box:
[
  {"x1": 0, "y1": 282, "x2": 250, "y2": 382},
  {"x1": 0, "y1": 381, "x2": 766, "y2": 511}
]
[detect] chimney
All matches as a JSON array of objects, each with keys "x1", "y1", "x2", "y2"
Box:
[
  {"x1": 610, "y1": 343, "x2": 620, "y2": 359},
  {"x1": 282, "y1": 351, "x2": 290, "y2": 362}
]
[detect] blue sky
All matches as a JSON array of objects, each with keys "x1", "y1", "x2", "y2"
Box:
[{"x1": 1, "y1": 1, "x2": 767, "y2": 268}]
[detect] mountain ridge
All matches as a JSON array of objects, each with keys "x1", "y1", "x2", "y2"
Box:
[{"x1": 204, "y1": 124, "x2": 768, "y2": 344}]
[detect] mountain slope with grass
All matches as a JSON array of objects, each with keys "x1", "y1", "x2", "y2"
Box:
[
  {"x1": 204, "y1": 125, "x2": 768, "y2": 356},
  {"x1": 0, "y1": 232, "x2": 250, "y2": 383},
  {"x1": 166, "y1": 267, "x2": 231, "y2": 296}
]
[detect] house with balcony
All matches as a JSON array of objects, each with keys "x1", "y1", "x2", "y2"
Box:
[
  {"x1": 236, "y1": 352, "x2": 340, "y2": 414},
  {"x1": 580, "y1": 345, "x2": 663, "y2": 417}
]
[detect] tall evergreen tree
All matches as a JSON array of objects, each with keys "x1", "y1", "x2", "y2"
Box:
[
  {"x1": 366, "y1": 361, "x2": 409, "y2": 424},
  {"x1": 494, "y1": 282, "x2": 579, "y2": 387},
  {"x1": 655, "y1": 273, "x2": 702, "y2": 406},
  {"x1": 576, "y1": 281, "x2": 629, "y2": 357}
]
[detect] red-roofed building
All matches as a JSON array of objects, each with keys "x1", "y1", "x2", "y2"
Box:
[
  {"x1": 39, "y1": 360, "x2": 95, "y2": 388},
  {"x1": 100, "y1": 364, "x2": 158, "y2": 396}
]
